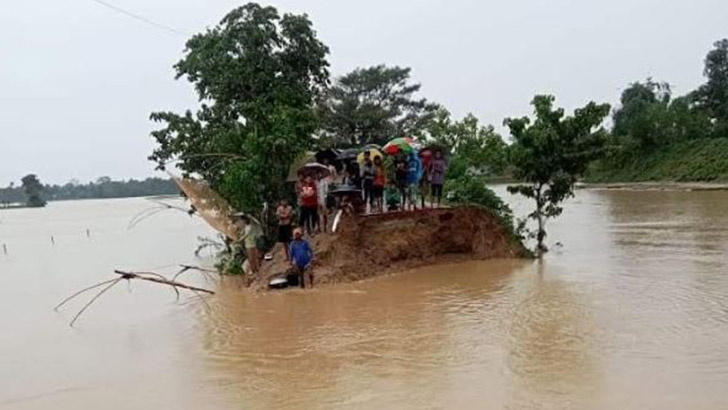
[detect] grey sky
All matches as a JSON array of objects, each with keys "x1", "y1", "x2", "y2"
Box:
[{"x1": 1, "y1": 0, "x2": 726, "y2": 186}]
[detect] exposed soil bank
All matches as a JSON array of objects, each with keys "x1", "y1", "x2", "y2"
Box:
[{"x1": 250, "y1": 206, "x2": 529, "y2": 291}]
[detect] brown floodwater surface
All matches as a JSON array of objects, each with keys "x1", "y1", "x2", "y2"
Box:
[{"x1": 1, "y1": 190, "x2": 727, "y2": 409}]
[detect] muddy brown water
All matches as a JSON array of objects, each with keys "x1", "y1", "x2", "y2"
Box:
[{"x1": 1, "y1": 190, "x2": 727, "y2": 409}]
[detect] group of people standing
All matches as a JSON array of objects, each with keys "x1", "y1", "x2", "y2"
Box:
[
  {"x1": 292, "y1": 158, "x2": 338, "y2": 236},
  {"x1": 260, "y1": 148, "x2": 448, "y2": 289},
  {"x1": 358, "y1": 149, "x2": 447, "y2": 213}
]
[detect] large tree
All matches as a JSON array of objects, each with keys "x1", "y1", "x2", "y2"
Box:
[
  {"x1": 611, "y1": 79, "x2": 712, "y2": 157},
  {"x1": 318, "y1": 65, "x2": 436, "y2": 147},
  {"x1": 149, "y1": 3, "x2": 330, "y2": 214},
  {"x1": 612, "y1": 79, "x2": 673, "y2": 151},
  {"x1": 21, "y1": 174, "x2": 47, "y2": 208},
  {"x1": 692, "y1": 39, "x2": 728, "y2": 136},
  {"x1": 505, "y1": 95, "x2": 610, "y2": 253}
]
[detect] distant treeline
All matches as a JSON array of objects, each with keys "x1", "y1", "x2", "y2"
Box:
[{"x1": 0, "y1": 177, "x2": 179, "y2": 205}]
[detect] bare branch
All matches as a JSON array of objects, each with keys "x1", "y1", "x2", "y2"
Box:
[
  {"x1": 114, "y1": 270, "x2": 215, "y2": 294},
  {"x1": 70, "y1": 278, "x2": 124, "y2": 327},
  {"x1": 54, "y1": 279, "x2": 118, "y2": 312}
]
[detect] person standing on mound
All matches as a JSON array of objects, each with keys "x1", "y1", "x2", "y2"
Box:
[
  {"x1": 299, "y1": 175, "x2": 319, "y2": 235},
  {"x1": 276, "y1": 199, "x2": 294, "y2": 260},
  {"x1": 289, "y1": 228, "x2": 314, "y2": 288},
  {"x1": 429, "y1": 150, "x2": 447, "y2": 208}
]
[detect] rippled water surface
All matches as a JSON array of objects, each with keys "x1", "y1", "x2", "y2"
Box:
[{"x1": 1, "y1": 190, "x2": 727, "y2": 409}]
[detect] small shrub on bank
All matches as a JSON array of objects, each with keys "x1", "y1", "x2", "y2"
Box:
[{"x1": 445, "y1": 175, "x2": 518, "y2": 239}]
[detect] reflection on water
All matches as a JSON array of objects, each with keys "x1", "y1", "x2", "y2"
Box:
[{"x1": 1, "y1": 191, "x2": 728, "y2": 409}]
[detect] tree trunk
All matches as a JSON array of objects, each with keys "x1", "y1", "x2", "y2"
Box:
[{"x1": 535, "y1": 184, "x2": 548, "y2": 254}]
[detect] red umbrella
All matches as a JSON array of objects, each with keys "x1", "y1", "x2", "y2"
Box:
[{"x1": 383, "y1": 137, "x2": 415, "y2": 155}]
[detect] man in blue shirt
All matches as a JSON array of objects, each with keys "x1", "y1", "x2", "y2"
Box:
[{"x1": 289, "y1": 228, "x2": 314, "y2": 288}]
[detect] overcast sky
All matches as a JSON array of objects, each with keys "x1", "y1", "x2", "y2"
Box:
[{"x1": 1, "y1": 0, "x2": 726, "y2": 186}]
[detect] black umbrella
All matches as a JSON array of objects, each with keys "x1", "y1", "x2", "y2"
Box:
[
  {"x1": 315, "y1": 149, "x2": 341, "y2": 165},
  {"x1": 336, "y1": 148, "x2": 359, "y2": 161}
]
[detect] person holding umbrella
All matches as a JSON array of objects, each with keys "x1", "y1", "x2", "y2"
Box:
[{"x1": 299, "y1": 175, "x2": 318, "y2": 235}]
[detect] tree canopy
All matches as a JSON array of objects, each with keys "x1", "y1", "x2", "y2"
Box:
[
  {"x1": 505, "y1": 95, "x2": 610, "y2": 252},
  {"x1": 420, "y1": 109, "x2": 509, "y2": 179},
  {"x1": 318, "y1": 65, "x2": 436, "y2": 147},
  {"x1": 21, "y1": 174, "x2": 47, "y2": 208},
  {"x1": 149, "y1": 3, "x2": 330, "y2": 214},
  {"x1": 0, "y1": 178, "x2": 179, "y2": 205},
  {"x1": 692, "y1": 39, "x2": 728, "y2": 136}
]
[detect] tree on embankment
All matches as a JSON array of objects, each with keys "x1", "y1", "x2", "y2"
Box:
[
  {"x1": 21, "y1": 174, "x2": 47, "y2": 208},
  {"x1": 692, "y1": 39, "x2": 728, "y2": 138},
  {"x1": 505, "y1": 95, "x2": 610, "y2": 253},
  {"x1": 148, "y1": 3, "x2": 330, "y2": 216},
  {"x1": 588, "y1": 39, "x2": 728, "y2": 182}
]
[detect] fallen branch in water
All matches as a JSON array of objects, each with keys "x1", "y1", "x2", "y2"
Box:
[
  {"x1": 55, "y1": 270, "x2": 215, "y2": 327},
  {"x1": 114, "y1": 270, "x2": 215, "y2": 294},
  {"x1": 173, "y1": 264, "x2": 219, "y2": 283}
]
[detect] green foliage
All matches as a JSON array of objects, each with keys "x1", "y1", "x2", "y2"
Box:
[
  {"x1": 20, "y1": 174, "x2": 46, "y2": 208},
  {"x1": 1, "y1": 177, "x2": 178, "y2": 205},
  {"x1": 691, "y1": 39, "x2": 728, "y2": 135},
  {"x1": 505, "y1": 95, "x2": 610, "y2": 252},
  {"x1": 216, "y1": 241, "x2": 245, "y2": 276},
  {"x1": 318, "y1": 65, "x2": 436, "y2": 147},
  {"x1": 0, "y1": 182, "x2": 24, "y2": 206},
  {"x1": 612, "y1": 79, "x2": 673, "y2": 152},
  {"x1": 601, "y1": 41, "x2": 728, "y2": 179},
  {"x1": 149, "y1": 3, "x2": 330, "y2": 216},
  {"x1": 446, "y1": 175, "x2": 514, "y2": 230},
  {"x1": 420, "y1": 109, "x2": 509, "y2": 179},
  {"x1": 586, "y1": 138, "x2": 728, "y2": 182},
  {"x1": 610, "y1": 79, "x2": 713, "y2": 159},
  {"x1": 46, "y1": 177, "x2": 179, "y2": 200}
]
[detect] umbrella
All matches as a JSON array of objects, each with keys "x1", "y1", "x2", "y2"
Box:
[
  {"x1": 287, "y1": 151, "x2": 316, "y2": 182},
  {"x1": 383, "y1": 137, "x2": 415, "y2": 155},
  {"x1": 299, "y1": 162, "x2": 331, "y2": 179},
  {"x1": 336, "y1": 148, "x2": 359, "y2": 161},
  {"x1": 315, "y1": 148, "x2": 341, "y2": 165},
  {"x1": 357, "y1": 148, "x2": 383, "y2": 164},
  {"x1": 362, "y1": 143, "x2": 382, "y2": 151}
]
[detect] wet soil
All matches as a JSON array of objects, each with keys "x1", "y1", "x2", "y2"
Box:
[{"x1": 251, "y1": 207, "x2": 528, "y2": 290}]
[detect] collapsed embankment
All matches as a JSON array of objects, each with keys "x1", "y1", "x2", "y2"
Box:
[{"x1": 249, "y1": 206, "x2": 529, "y2": 290}]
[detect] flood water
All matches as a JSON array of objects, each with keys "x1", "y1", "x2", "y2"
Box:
[{"x1": 1, "y1": 189, "x2": 727, "y2": 409}]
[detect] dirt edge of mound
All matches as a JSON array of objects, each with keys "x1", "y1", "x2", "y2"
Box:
[{"x1": 249, "y1": 206, "x2": 529, "y2": 291}]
